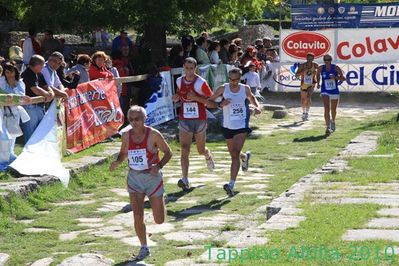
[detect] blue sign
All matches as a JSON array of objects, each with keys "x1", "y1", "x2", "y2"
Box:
[{"x1": 292, "y1": 3, "x2": 399, "y2": 30}]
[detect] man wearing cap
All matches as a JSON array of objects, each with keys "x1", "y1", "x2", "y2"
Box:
[
  {"x1": 295, "y1": 52, "x2": 318, "y2": 121},
  {"x1": 41, "y1": 52, "x2": 69, "y2": 100},
  {"x1": 112, "y1": 30, "x2": 133, "y2": 53}
]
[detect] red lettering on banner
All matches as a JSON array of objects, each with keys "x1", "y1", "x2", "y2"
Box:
[
  {"x1": 337, "y1": 35, "x2": 399, "y2": 60},
  {"x1": 365, "y1": 37, "x2": 374, "y2": 55},
  {"x1": 374, "y1": 39, "x2": 388, "y2": 53},
  {"x1": 353, "y1": 43, "x2": 366, "y2": 58},
  {"x1": 337, "y1": 41, "x2": 350, "y2": 60},
  {"x1": 65, "y1": 79, "x2": 124, "y2": 153},
  {"x1": 387, "y1": 36, "x2": 399, "y2": 49}
]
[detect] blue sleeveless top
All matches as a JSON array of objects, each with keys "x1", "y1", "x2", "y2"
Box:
[{"x1": 321, "y1": 64, "x2": 339, "y2": 95}]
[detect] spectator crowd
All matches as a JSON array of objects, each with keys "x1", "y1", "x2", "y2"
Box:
[{"x1": 0, "y1": 27, "x2": 280, "y2": 171}]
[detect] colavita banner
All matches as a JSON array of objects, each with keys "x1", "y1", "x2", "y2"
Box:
[
  {"x1": 292, "y1": 3, "x2": 399, "y2": 30},
  {"x1": 281, "y1": 30, "x2": 334, "y2": 61},
  {"x1": 280, "y1": 28, "x2": 399, "y2": 64},
  {"x1": 275, "y1": 63, "x2": 399, "y2": 92},
  {"x1": 65, "y1": 79, "x2": 124, "y2": 153}
]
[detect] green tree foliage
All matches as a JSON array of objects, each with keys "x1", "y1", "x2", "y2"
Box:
[{"x1": 6, "y1": 0, "x2": 268, "y2": 63}]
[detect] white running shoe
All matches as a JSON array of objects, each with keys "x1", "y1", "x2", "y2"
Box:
[
  {"x1": 241, "y1": 151, "x2": 251, "y2": 172},
  {"x1": 206, "y1": 152, "x2": 215, "y2": 172},
  {"x1": 132, "y1": 246, "x2": 150, "y2": 261}
]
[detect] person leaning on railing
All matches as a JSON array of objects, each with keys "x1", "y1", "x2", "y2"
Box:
[
  {"x1": 0, "y1": 62, "x2": 32, "y2": 171},
  {"x1": 21, "y1": 55, "x2": 55, "y2": 143}
]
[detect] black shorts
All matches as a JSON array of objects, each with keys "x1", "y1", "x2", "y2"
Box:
[{"x1": 222, "y1": 127, "x2": 252, "y2": 139}]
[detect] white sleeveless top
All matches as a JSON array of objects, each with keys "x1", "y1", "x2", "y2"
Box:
[{"x1": 222, "y1": 83, "x2": 250, "y2": 130}]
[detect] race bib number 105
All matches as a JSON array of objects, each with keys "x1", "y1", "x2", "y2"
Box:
[{"x1": 128, "y1": 148, "x2": 148, "y2": 170}]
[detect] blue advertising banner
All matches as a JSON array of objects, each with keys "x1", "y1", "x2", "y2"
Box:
[{"x1": 292, "y1": 3, "x2": 399, "y2": 29}]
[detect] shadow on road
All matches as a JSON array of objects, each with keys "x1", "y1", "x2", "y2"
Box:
[{"x1": 293, "y1": 134, "x2": 328, "y2": 142}]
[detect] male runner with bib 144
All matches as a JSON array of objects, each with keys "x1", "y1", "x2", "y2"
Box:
[{"x1": 172, "y1": 57, "x2": 216, "y2": 192}]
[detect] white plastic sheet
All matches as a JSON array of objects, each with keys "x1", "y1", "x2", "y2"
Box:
[{"x1": 9, "y1": 101, "x2": 70, "y2": 186}]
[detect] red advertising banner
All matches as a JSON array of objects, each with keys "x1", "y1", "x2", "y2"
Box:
[{"x1": 65, "y1": 79, "x2": 124, "y2": 153}]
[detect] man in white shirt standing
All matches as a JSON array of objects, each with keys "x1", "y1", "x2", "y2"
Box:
[
  {"x1": 41, "y1": 52, "x2": 68, "y2": 100},
  {"x1": 22, "y1": 28, "x2": 40, "y2": 66}
]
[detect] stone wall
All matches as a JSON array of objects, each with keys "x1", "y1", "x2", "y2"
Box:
[
  {"x1": 212, "y1": 24, "x2": 275, "y2": 49},
  {"x1": 237, "y1": 25, "x2": 275, "y2": 48},
  {"x1": 0, "y1": 31, "x2": 93, "y2": 58}
]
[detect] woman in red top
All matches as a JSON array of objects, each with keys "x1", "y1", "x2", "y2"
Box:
[
  {"x1": 89, "y1": 51, "x2": 114, "y2": 80},
  {"x1": 240, "y1": 46, "x2": 263, "y2": 71}
]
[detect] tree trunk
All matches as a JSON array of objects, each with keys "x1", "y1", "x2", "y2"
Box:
[{"x1": 144, "y1": 24, "x2": 167, "y2": 66}]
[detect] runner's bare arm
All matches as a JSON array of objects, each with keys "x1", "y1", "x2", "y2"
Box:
[
  {"x1": 295, "y1": 63, "x2": 304, "y2": 78},
  {"x1": 109, "y1": 132, "x2": 129, "y2": 171},
  {"x1": 187, "y1": 85, "x2": 225, "y2": 108},
  {"x1": 172, "y1": 93, "x2": 180, "y2": 102},
  {"x1": 316, "y1": 66, "x2": 322, "y2": 89},
  {"x1": 336, "y1": 66, "x2": 346, "y2": 82},
  {"x1": 186, "y1": 91, "x2": 212, "y2": 106},
  {"x1": 153, "y1": 129, "x2": 172, "y2": 171},
  {"x1": 245, "y1": 85, "x2": 262, "y2": 114},
  {"x1": 206, "y1": 85, "x2": 230, "y2": 108}
]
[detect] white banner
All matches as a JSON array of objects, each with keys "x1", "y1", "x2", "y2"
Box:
[
  {"x1": 280, "y1": 28, "x2": 399, "y2": 64},
  {"x1": 9, "y1": 101, "x2": 70, "y2": 186},
  {"x1": 337, "y1": 28, "x2": 399, "y2": 63},
  {"x1": 275, "y1": 63, "x2": 399, "y2": 92},
  {"x1": 144, "y1": 71, "x2": 175, "y2": 126}
]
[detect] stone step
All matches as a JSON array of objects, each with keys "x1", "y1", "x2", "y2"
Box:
[
  {"x1": 367, "y1": 218, "x2": 399, "y2": 229},
  {"x1": 378, "y1": 208, "x2": 399, "y2": 217},
  {"x1": 0, "y1": 253, "x2": 9, "y2": 266},
  {"x1": 342, "y1": 229, "x2": 399, "y2": 242},
  {"x1": 310, "y1": 193, "x2": 399, "y2": 199},
  {"x1": 258, "y1": 215, "x2": 306, "y2": 230},
  {"x1": 316, "y1": 197, "x2": 399, "y2": 206}
]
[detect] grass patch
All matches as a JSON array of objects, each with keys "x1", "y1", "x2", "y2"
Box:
[
  {"x1": 221, "y1": 224, "x2": 237, "y2": 232},
  {"x1": 62, "y1": 142, "x2": 109, "y2": 162},
  {"x1": 323, "y1": 115, "x2": 399, "y2": 184},
  {"x1": 323, "y1": 155, "x2": 399, "y2": 184},
  {"x1": 231, "y1": 203, "x2": 396, "y2": 266}
]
